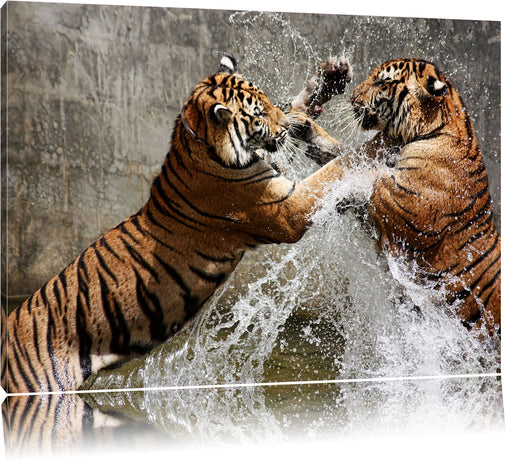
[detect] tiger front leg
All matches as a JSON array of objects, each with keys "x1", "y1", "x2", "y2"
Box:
[{"x1": 291, "y1": 56, "x2": 352, "y2": 118}]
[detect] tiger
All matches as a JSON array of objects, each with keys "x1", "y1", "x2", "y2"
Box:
[
  {"x1": 295, "y1": 58, "x2": 501, "y2": 339},
  {"x1": 2, "y1": 54, "x2": 352, "y2": 394}
]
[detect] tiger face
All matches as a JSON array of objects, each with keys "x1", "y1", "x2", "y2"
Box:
[
  {"x1": 351, "y1": 59, "x2": 450, "y2": 143},
  {"x1": 180, "y1": 56, "x2": 290, "y2": 168}
]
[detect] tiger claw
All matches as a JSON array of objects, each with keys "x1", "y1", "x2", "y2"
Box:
[
  {"x1": 313, "y1": 57, "x2": 352, "y2": 105},
  {"x1": 291, "y1": 56, "x2": 352, "y2": 119}
]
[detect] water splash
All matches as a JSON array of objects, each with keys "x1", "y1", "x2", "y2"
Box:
[{"x1": 86, "y1": 10, "x2": 502, "y2": 444}]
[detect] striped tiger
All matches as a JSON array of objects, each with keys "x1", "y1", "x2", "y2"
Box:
[
  {"x1": 2, "y1": 55, "x2": 352, "y2": 394},
  {"x1": 297, "y1": 58, "x2": 501, "y2": 339}
]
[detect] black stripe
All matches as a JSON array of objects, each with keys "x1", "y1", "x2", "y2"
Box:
[
  {"x1": 31, "y1": 317, "x2": 44, "y2": 373},
  {"x1": 39, "y1": 284, "x2": 50, "y2": 309},
  {"x1": 52, "y1": 279, "x2": 62, "y2": 311},
  {"x1": 77, "y1": 252, "x2": 90, "y2": 284},
  {"x1": 46, "y1": 305, "x2": 66, "y2": 391},
  {"x1": 10, "y1": 331, "x2": 37, "y2": 392},
  {"x1": 246, "y1": 171, "x2": 282, "y2": 184},
  {"x1": 391, "y1": 175, "x2": 417, "y2": 195},
  {"x1": 119, "y1": 236, "x2": 160, "y2": 282},
  {"x1": 25, "y1": 294, "x2": 35, "y2": 316},
  {"x1": 395, "y1": 166, "x2": 420, "y2": 172},
  {"x1": 165, "y1": 154, "x2": 191, "y2": 190},
  {"x1": 189, "y1": 265, "x2": 229, "y2": 284},
  {"x1": 159, "y1": 164, "x2": 243, "y2": 223},
  {"x1": 145, "y1": 208, "x2": 198, "y2": 254},
  {"x1": 257, "y1": 182, "x2": 296, "y2": 206},
  {"x1": 469, "y1": 251, "x2": 500, "y2": 293},
  {"x1": 154, "y1": 175, "x2": 208, "y2": 229},
  {"x1": 93, "y1": 244, "x2": 119, "y2": 284},
  {"x1": 481, "y1": 283, "x2": 498, "y2": 307},
  {"x1": 228, "y1": 124, "x2": 245, "y2": 166},
  {"x1": 130, "y1": 215, "x2": 146, "y2": 237},
  {"x1": 418, "y1": 60, "x2": 426, "y2": 76},
  {"x1": 58, "y1": 269, "x2": 68, "y2": 299},
  {"x1": 145, "y1": 205, "x2": 174, "y2": 237},
  {"x1": 17, "y1": 395, "x2": 38, "y2": 446},
  {"x1": 99, "y1": 236, "x2": 122, "y2": 261},
  {"x1": 196, "y1": 251, "x2": 236, "y2": 263},
  {"x1": 474, "y1": 263, "x2": 500, "y2": 298},
  {"x1": 143, "y1": 226, "x2": 181, "y2": 255},
  {"x1": 197, "y1": 167, "x2": 279, "y2": 183},
  {"x1": 134, "y1": 270, "x2": 167, "y2": 342},
  {"x1": 422, "y1": 264, "x2": 457, "y2": 281},
  {"x1": 411, "y1": 128, "x2": 449, "y2": 142},
  {"x1": 76, "y1": 290, "x2": 92, "y2": 382},
  {"x1": 97, "y1": 270, "x2": 130, "y2": 354},
  {"x1": 247, "y1": 233, "x2": 282, "y2": 244},
  {"x1": 15, "y1": 333, "x2": 42, "y2": 392},
  {"x1": 151, "y1": 186, "x2": 206, "y2": 232},
  {"x1": 456, "y1": 223, "x2": 493, "y2": 251},
  {"x1": 453, "y1": 196, "x2": 492, "y2": 235},
  {"x1": 7, "y1": 357, "x2": 22, "y2": 391},
  {"x1": 447, "y1": 286, "x2": 472, "y2": 305},
  {"x1": 454, "y1": 233, "x2": 499, "y2": 278},
  {"x1": 154, "y1": 254, "x2": 192, "y2": 296},
  {"x1": 178, "y1": 123, "x2": 197, "y2": 162},
  {"x1": 446, "y1": 187, "x2": 488, "y2": 218},
  {"x1": 234, "y1": 116, "x2": 250, "y2": 149},
  {"x1": 468, "y1": 163, "x2": 486, "y2": 177},
  {"x1": 396, "y1": 86, "x2": 409, "y2": 111},
  {"x1": 117, "y1": 222, "x2": 140, "y2": 244},
  {"x1": 392, "y1": 196, "x2": 417, "y2": 216},
  {"x1": 400, "y1": 215, "x2": 452, "y2": 239},
  {"x1": 81, "y1": 401, "x2": 95, "y2": 434},
  {"x1": 171, "y1": 146, "x2": 193, "y2": 177}
]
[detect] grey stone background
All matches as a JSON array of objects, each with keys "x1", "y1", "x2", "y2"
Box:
[{"x1": 1, "y1": 2, "x2": 500, "y2": 302}]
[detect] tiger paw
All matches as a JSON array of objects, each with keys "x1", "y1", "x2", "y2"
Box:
[
  {"x1": 316, "y1": 57, "x2": 352, "y2": 98},
  {"x1": 292, "y1": 57, "x2": 352, "y2": 118}
]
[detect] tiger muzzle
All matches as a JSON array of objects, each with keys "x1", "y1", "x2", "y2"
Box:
[
  {"x1": 353, "y1": 104, "x2": 379, "y2": 130},
  {"x1": 266, "y1": 128, "x2": 288, "y2": 152}
]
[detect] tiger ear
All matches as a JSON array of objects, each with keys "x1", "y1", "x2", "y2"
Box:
[
  {"x1": 218, "y1": 54, "x2": 237, "y2": 75},
  {"x1": 211, "y1": 103, "x2": 233, "y2": 125},
  {"x1": 426, "y1": 76, "x2": 447, "y2": 97}
]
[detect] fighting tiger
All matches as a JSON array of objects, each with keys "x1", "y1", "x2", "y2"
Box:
[
  {"x1": 299, "y1": 58, "x2": 501, "y2": 339},
  {"x1": 2, "y1": 55, "x2": 352, "y2": 393}
]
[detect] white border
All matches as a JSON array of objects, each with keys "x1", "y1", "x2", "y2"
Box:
[{"x1": 1, "y1": 0, "x2": 509, "y2": 460}]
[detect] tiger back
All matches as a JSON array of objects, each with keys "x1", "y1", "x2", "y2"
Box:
[{"x1": 2, "y1": 55, "x2": 352, "y2": 393}]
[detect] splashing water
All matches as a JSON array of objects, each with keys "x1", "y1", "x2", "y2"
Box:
[
  {"x1": 126, "y1": 139, "x2": 501, "y2": 442},
  {"x1": 86, "y1": 10, "x2": 502, "y2": 445}
]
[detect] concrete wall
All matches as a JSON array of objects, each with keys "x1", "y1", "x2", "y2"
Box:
[{"x1": 1, "y1": 2, "x2": 501, "y2": 300}]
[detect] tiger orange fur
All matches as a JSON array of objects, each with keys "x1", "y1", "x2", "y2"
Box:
[
  {"x1": 298, "y1": 58, "x2": 501, "y2": 339},
  {"x1": 2, "y1": 55, "x2": 352, "y2": 393}
]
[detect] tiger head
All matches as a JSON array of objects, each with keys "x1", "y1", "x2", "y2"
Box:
[
  {"x1": 351, "y1": 59, "x2": 455, "y2": 143},
  {"x1": 179, "y1": 55, "x2": 290, "y2": 168}
]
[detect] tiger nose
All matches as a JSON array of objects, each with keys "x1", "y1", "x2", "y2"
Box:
[{"x1": 280, "y1": 114, "x2": 290, "y2": 130}]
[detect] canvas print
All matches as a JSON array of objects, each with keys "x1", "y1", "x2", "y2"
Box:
[{"x1": 0, "y1": 1, "x2": 503, "y2": 457}]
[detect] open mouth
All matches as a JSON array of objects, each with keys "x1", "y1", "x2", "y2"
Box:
[
  {"x1": 353, "y1": 105, "x2": 378, "y2": 130},
  {"x1": 266, "y1": 130, "x2": 287, "y2": 152}
]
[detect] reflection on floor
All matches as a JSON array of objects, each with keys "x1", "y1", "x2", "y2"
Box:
[{"x1": 2, "y1": 373, "x2": 504, "y2": 458}]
